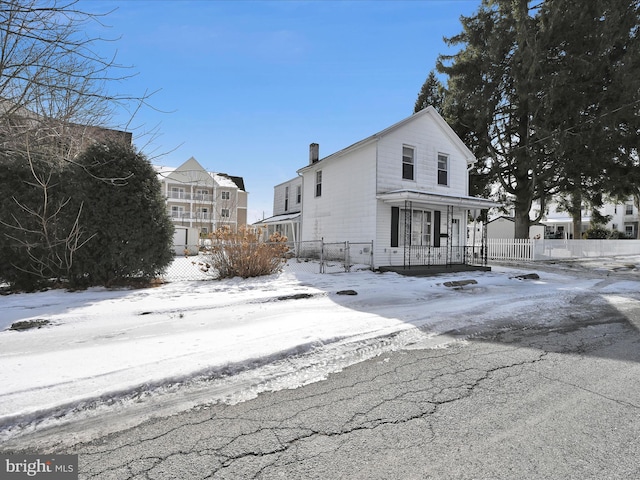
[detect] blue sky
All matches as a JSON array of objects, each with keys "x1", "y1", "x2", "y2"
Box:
[{"x1": 85, "y1": 0, "x2": 481, "y2": 222}]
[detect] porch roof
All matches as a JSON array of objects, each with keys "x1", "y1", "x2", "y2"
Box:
[
  {"x1": 257, "y1": 212, "x2": 301, "y2": 225},
  {"x1": 376, "y1": 189, "x2": 499, "y2": 210}
]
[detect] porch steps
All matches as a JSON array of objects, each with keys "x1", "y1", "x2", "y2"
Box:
[{"x1": 378, "y1": 264, "x2": 491, "y2": 277}]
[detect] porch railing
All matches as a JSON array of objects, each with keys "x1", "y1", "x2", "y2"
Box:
[{"x1": 400, "y1": 245, "x2": 487, "y2": 267}]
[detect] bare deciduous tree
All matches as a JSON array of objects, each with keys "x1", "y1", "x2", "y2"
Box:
[{"x1": 0, "y1": 0, "x2": 158, "y2": 288}]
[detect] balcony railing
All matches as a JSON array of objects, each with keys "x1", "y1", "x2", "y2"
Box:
[
  {"x1": 168, "y1": 192, "x2": 214, "y2": 202},
  {"x1": 170, "y1": 212, "x2": 212, "y2": 220}
]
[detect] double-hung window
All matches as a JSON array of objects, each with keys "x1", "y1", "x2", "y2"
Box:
[
  {"x1": 402, "y1": 146, "x2": 415, "y2": 180},
  {"x1": 284, "y1": 186, "x2": 290, "y2": 211},
  {"x1": 400, "y1": 209, "x2": 431, "y2": 246},
  {"x1": 315, "y1": 171, "x2": 322, "y2": 197},
  {"x1": 437, "y1": 154, "x2": 449, "y2": 186},
  {"x1": 221, "y1": 191, "x2": 230, "y2": 200},
  {"x1": 296, "y1": 185, "x2": 302, "y2": 204}
]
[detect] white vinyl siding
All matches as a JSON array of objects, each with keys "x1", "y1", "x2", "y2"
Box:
[
  {"x1": 272, "y1": 177, "x2": 302, "y2": 216},
  {"x1": 301, "y1": 142, "x2": 377, "y2": 242},
  {"x1": 376, "y1": 114, "x2": 469, "y2": 195}
]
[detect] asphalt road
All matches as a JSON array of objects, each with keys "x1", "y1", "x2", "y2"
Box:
[{"x1": 8, "y1": 286, "x2": 640, "y2": 480}]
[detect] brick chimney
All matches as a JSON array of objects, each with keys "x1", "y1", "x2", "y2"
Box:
[{"x1": 309, "y1": 143, "x2": 319, "y2": 164}]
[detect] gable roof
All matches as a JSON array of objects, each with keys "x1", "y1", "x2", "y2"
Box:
[
  {"x1": 487, "y1": 216, "x2": 515, "y2": 224},
  {"x1": 298, "y1": 106, "x2": 476, "y2": 173},
  {"x1": 165, "y1": 157, "x2": 213, "y2": 185},
  {"x1": 160, "y1": 157, "x2": 245, "y2": 191}
]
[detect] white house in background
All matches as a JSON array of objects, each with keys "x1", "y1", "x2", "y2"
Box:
[
  {"x1": 486, "y1": 199, "x2": 640, "y2": 240},
  {"x1": 156, "y1": 157, "x2": 248, "y2": 235},
  {"x1": 266, "y1": 107, "x2": 497, "y2": 270},
  {"x1": 541, "y1": 200, "x2": 640, "y2": 239},
  {"x1": 260, "y1": 176, "x2": 302, "y2": 243}
]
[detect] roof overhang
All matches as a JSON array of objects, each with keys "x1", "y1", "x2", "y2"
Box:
[{"x1": 376, "y1": 190, "x2": 499, "y2": 210}]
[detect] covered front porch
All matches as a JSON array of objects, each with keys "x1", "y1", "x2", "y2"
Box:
[{"x1": 376, "y1": 189, "x2": 497, "y2": 274}]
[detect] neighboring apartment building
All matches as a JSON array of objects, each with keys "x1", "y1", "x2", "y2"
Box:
[
  {"x1": 263, "y1": 107, "x2": 497, "y2": 269},
  {"x1": 156, "y1": 157, "x2": 248, "y2": 235}
]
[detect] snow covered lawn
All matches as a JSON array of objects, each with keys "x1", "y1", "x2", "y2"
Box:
[{"x1": 2, "y1": 257, "x2": 640, "y2": 444}]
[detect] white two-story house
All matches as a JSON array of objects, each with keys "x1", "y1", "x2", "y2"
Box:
[
  {"x1": 260, "y1": 176, "x2": 302, "y2": 243},
  {"x1": 266, "y1": 107, "x2": 496, "y2": 270}
]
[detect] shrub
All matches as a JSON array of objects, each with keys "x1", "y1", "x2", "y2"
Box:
[
  {"x1": 68, "y1": 142, "x2": 175, "y2": 288},
  {"x1": 205, "y1": 226, "x2": 289, "y2": 279},
  {"x1": 583, "y1": 226, "x2": 610, "y2": 239}
]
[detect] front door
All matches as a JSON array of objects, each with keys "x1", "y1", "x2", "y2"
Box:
[{"x1": 451, "y1": 218, "x2": 460, "y2": 247}]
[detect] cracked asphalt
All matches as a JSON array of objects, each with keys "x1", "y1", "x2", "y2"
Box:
[
  {"x1": 8, "y1": 293, "x2": 640, "y2": 480},
  {"x1": 6, "y1": 260, "x2": 640, "y2": 480}
]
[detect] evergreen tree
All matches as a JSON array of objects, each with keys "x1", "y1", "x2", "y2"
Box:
[
  {"x1": 437, "y1": 0, "x2": 640, "y2": 238},
  {"x1": 414, "y1": 70, "x2": 446, "y2": 114},
  {"x1": 69, "y1": 142, "x2": 174, "y2": 287},
  {"x1": 536, "y1": 0, "x2": 640, "y2": 238}
]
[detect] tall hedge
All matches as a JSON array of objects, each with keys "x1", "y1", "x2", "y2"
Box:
[{"x1": 68, "y1": 142, "x2": 174, "y2": 288}]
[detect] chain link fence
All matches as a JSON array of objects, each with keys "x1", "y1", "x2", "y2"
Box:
[{"x1": 163, "y1": 240, "x2": 374, "y2": 281}]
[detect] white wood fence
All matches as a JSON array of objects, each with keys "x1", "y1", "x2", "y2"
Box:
[{"x1": 487, "y1": 239, "x2": 640, "y2": 262}]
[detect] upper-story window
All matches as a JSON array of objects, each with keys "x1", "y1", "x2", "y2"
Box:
[
  {"x1": 171, "y1": 205, "x2": 184, "y2": 218},
  {"x1": 296, "y1": 185, "x2": 301, "y2": 204},
  {"x1": 221, "y1": 208, "x2": 230, "y2": 218},
  {"x1": 284, "y1": 186, "x2": 290, "y2": 211},
  {"x1": 626, "y1": 203, "x2": 634, "y2": 215},
  {"x1": 195, "y1": 189, "x2": 209, "y2": 201},
  {"x1": 221, "y1": 191, "x2": 230, "y2": 200},
  {"x1": 315, "y1": 171, "x2": 322, "y2": 197},
  {"x1": 437, "y1": 153, "x2": 449, "y2": 186},
  {"x1": 196, "y1": 207, "x2": 209, "y2": 220},
  {"x1": 170, "y1": 187, "x2": 185, "y2": 199},
  {"x1": 402, "y1": 146, "x2": 415, "y2": 180}
]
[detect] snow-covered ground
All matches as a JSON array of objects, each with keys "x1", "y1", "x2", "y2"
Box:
[{"x1": 2, "y1": 256, "x2": 640, "y2": 447}]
